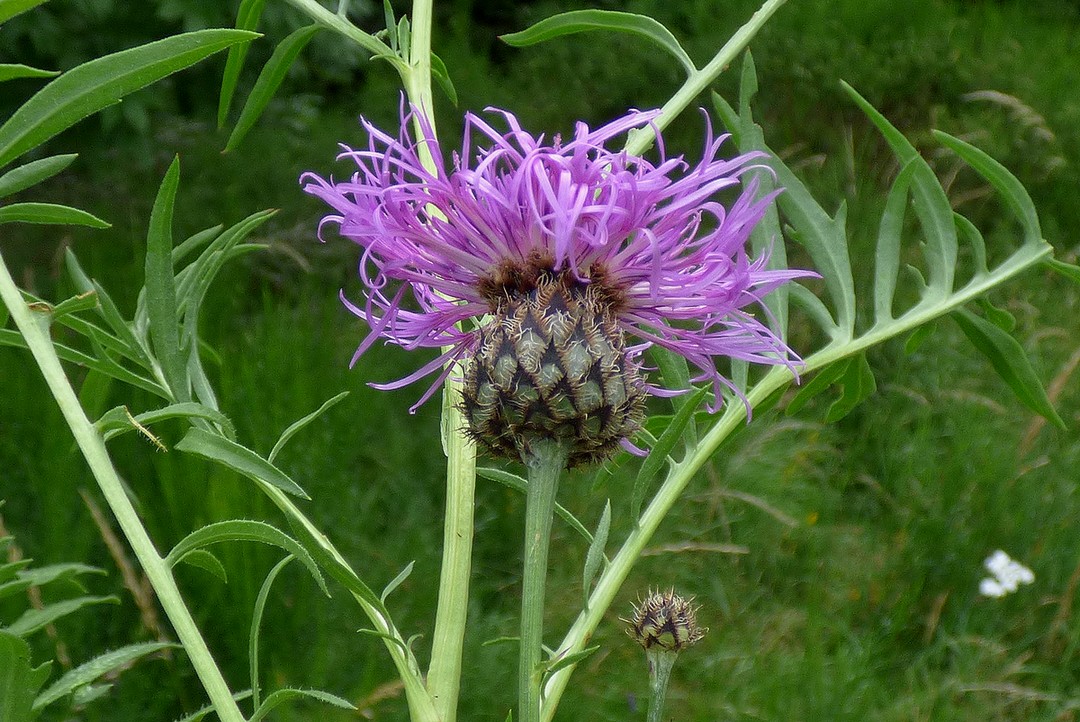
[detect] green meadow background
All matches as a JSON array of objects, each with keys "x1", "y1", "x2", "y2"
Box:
[{"x1": 2, "y1": 0, "x2": 1080, "y2": 719}]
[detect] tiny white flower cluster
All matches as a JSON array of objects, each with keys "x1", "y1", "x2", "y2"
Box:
[{"x1": 979, "y1": 549, "x2": 1034, "y2": 598}]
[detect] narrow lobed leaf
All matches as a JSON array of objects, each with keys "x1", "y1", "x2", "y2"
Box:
[
  {"x1": 217, "y1": 0, "x2": 267, "y2": 128},
  {"x1": 0, "y1": 202, "x2": 109, "y2": 228},
  {"x1": 873, "y1": 160, "x2": 917, "y2": 323},
  {"x1": 32, "y1": 642, "x2": 177, "y2": 711},
  {"x1": 268, "y1": 391, "x2": 349, "y2": 463},
  {"x1": 7, "y1": 596, "x2": 118, "y2": 637},
  {"x1": 250, "y1": 556, "x2": 293, "y2": 710},
  {"x1": 0, "y1": 63, "x2": 58, "y2": 83},
  {"x1": 174, "y1": 427, "x2": 310, "y2": 499},
  {"x1": 164, "y1": 519, "x2": 327, "y2": 595},
  {"x1": 430, "y1": 52, "x2": 458, "y2": 106},
  {"x1": 380, "y1": 561, "x2": 415, "y2": 604},
  {"x1": 175, "y1": 549, "x2": 228, "y2": 583},
  {"x1": 476, "y1": 467, "x2": 593, "y2": 543},
  {"x1": 952, "y1": 307, "x2": 1065, "y2": 429},
  {"x1": 145, "y1": 157, "x2": 187, "y2": 400},
  {"x1": 631, "y1": 386, "x2": 708, "y2": 521},
  {"x1": 824, "y1": 353, "x2": 877, "y2": 423},
  {"x1": 0, "y1": 29, "x2": 258, "y2": 169},
  {"x1": 581, "y1": 501, "x2": 610, "y2": 608},
  {"x1": 225, "y1": 25, "x2": 320, "y2": 152},
  {"x1": 0, "y1": 0, "x2": 50, "y2": 24},
  {"x1": 500, "y1": 10, "x2": 696, "y2": 76},
  {"x1": 249, "y1": 688, "x2": 356, "y2": 722},
  {"x1": 0, "y1": 153, "x2": 76, "y2": 199}
]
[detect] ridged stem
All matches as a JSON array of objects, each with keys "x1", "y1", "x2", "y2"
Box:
[
  {"x1": 0, "y1": 249, "x2": 245, "y2": 722},
  {"x1": 519, "y1": 440, "x2": 567, "y2": 722},
  {"x1": 646, "y1": 651, "x2": 679, "y2": 722}
]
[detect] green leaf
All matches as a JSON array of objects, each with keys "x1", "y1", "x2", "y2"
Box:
[
  {"x1": 540, "y1": 645, "x2": 600, "y2": 677},
  {"x1": 904, "y1": 322, "x2": 936, "y2": 355},
  {"x1": 718, "y1": 66, "x2": 852, "y2": 336},
  {"x1": 380, "y1": 561, "x2": 415, "y2": 604},
  {"x1": 6, "y1": 596, "x2": 117, "y2": 637},
  {"x1": 786, "y1": 358, "x2": 850, "y2": 415},
  {"x1": 0, "y1": 0, "x2": 49, "y2": 24},
  {"x1": 172, "y1": 224, "x2": 224, "y2": 266},
  {"x1": 249, "y1": 687, "x2": 355, "y2": 722},
  {"x1": 32, "y1": 642, "x2": 176, "y2": 711},
  {"x1": 97, "y1": 402, "x2": 237, "y2": 443},
  {"x1": 500, "y1": 10, "x2": 695, "y2": 76},
  {"x1": 631, "y1": 386, "x2": 707, "y2": 521},
  {"x1": 842, "y1": 82, "x2": 957, "y2": 300},
  {"x1": 218, "y1": 0, "x2": 266, "y2": 128},
  {"x1": 0, "y1": 631, "x2": 42, "y2": 722},
  {"x1": 16, "y1": 562, "x2": 102, "y2": 588},
  {"x1": 145, "y1": 157, "x2": 187, "y2": 400},
  {"x1": 225, "y1": 25, "x2": 320, "y2": 152},
  {"x1": 476, "y1": 467, "x2": 593, "y2": 543},
  {"x1": 171, "y1": 692, "x2": 254, "y2": 722},
  {"x1": 0, "y1": 29, "x2": 258, "y2": 169},
  {"x1": 383, "y1": 0, "x2": 398, "y2": 51},
  {"x1": 0, "y1": 202, "x2": 109, "y2": 228},
  {"x1": 250, "y1": 556, "x2": 292, "y2": 710},
  {"x1": 977, "y1": 298, "x2": 1016, "y2": 332},
  {"x1": 952, "y1": 307, "x2": 1065, "y2": 429},
  {"x1": 430, "y1": 52, "x2": 457, "y2": 106},
  {"x1": 174, "y1": 427, "x2": 310, "y2": 499},
  {"x1": 824, "y1": 353, "x2": 877, "y2": 423},
  {"x1": 955, "y1": 212, "x2": 989, "y2": 277},
  {"x1": 165, "y1": 520, "x2": 327, "y2": 595},
  {"x1": 268, "y1": 391, "x2": 348, "y2": 463},
  {"x1": 174, "y1": 548, "x2": 227, "y2": 583},
  {"x1": 0, "y1": 154, "x2": 75, "y2": 199},
  {"x1": 1045, "y1": 258, "x2": 1080, "y2": 286},
  {"x1": 0, "y1": 64, "x2": 58, "y2": 83},
  {"x1": 873, "y1": 160, "x2": 917, "y2": 323},
  {"x1": 581, "y1": 501, "x2": 610, "y2": 608},
  {"x1": 933, "y1": 130, "x2": 1042, "y2": 246}
]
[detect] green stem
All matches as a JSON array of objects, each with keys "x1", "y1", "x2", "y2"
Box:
[
  {"x1": 519, "y1": 440, "x2": 567, "y2": 722},
  {"x1": 0, "y1": 250, "x2": 246, "y2": 722},
  {"x1": 646, "y1": 651, "x2": 679, "y2": 722},
  {"x1": 623, "y1": 0, "x2": 789, "y2": 157}
]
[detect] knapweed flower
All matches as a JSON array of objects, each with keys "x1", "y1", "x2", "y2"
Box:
[
  {"x1": 624, "y1": 588, "x2": 707, "y2": 653},
  {"x1": 302, "y1": 106, "x2": 808, "y2": 465}
]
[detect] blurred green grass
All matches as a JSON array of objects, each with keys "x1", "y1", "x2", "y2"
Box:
[{"x1": 2, "y1": 0, "x2": 1080, "y2": 720}]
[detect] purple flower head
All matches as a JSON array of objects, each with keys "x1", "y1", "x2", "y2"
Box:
[{"x1": 302, "y1": 105, "x2": 809, "y2": 421}]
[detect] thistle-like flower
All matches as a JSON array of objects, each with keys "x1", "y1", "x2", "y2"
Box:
[
  {"x1": 302, "y1": 106, "x2": 808, "y2": 464},
  {"x1": 624, "y1": 588, "x2": 708, "y2": 653}
]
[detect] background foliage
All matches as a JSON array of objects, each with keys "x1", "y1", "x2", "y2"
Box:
[{"x1": 1, "y1": 0, "x2": 1079, "y2": 719}]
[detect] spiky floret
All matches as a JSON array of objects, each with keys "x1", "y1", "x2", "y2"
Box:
[
  {"x1": 302, "y1": 104, "x2": 813, "y2": 458},
  {"x1": 624, "y1": 589, "x2": 707, "y2": 653}
]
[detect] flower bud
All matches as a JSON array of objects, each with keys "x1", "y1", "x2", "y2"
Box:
[{"x1": 624, "y1": 589, "x2": 707, "y2": 653}]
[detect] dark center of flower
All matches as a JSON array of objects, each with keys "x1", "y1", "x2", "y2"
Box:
[{"x1": 462, "y1": 263, "x2": 645, "y2": 467}]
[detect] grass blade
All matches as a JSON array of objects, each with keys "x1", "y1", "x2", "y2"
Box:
[
  {"x1": 225, "y1": 24, "x2": 320, "y2": 152},
  {"x1": 0, "y1": 153, "x2": 76, "y2": 199},
  {"x1": 0, "y1": 29, "x2": 257, "y2": 169},
  {"x1": 500, "y1": 10, "x2": 695, "y2": 76}
]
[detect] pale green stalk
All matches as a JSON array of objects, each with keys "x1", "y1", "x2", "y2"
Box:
[
  {"x1": 624, "y1": 0, "x2": 789, "y2": 158},
  {"x1": 0, "y1": 249, "x2": 245, "y2": 722},
  {"x1": 519, "y1": 441, "x2": 568, "y2": 722},
  {"x1": 282, "y1": 0, "x2": 392, "y2": 56},
  {"x1": 401, "y1": 4, "x2": 478, "y2": 721},
  {"x1": 645, "y1": 651, "x2": 679, "y2": 722}
]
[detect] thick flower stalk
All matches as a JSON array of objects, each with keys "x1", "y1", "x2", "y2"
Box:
[{"x1": 303, "y1": 105, "x2": 806, "y2": 463}]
